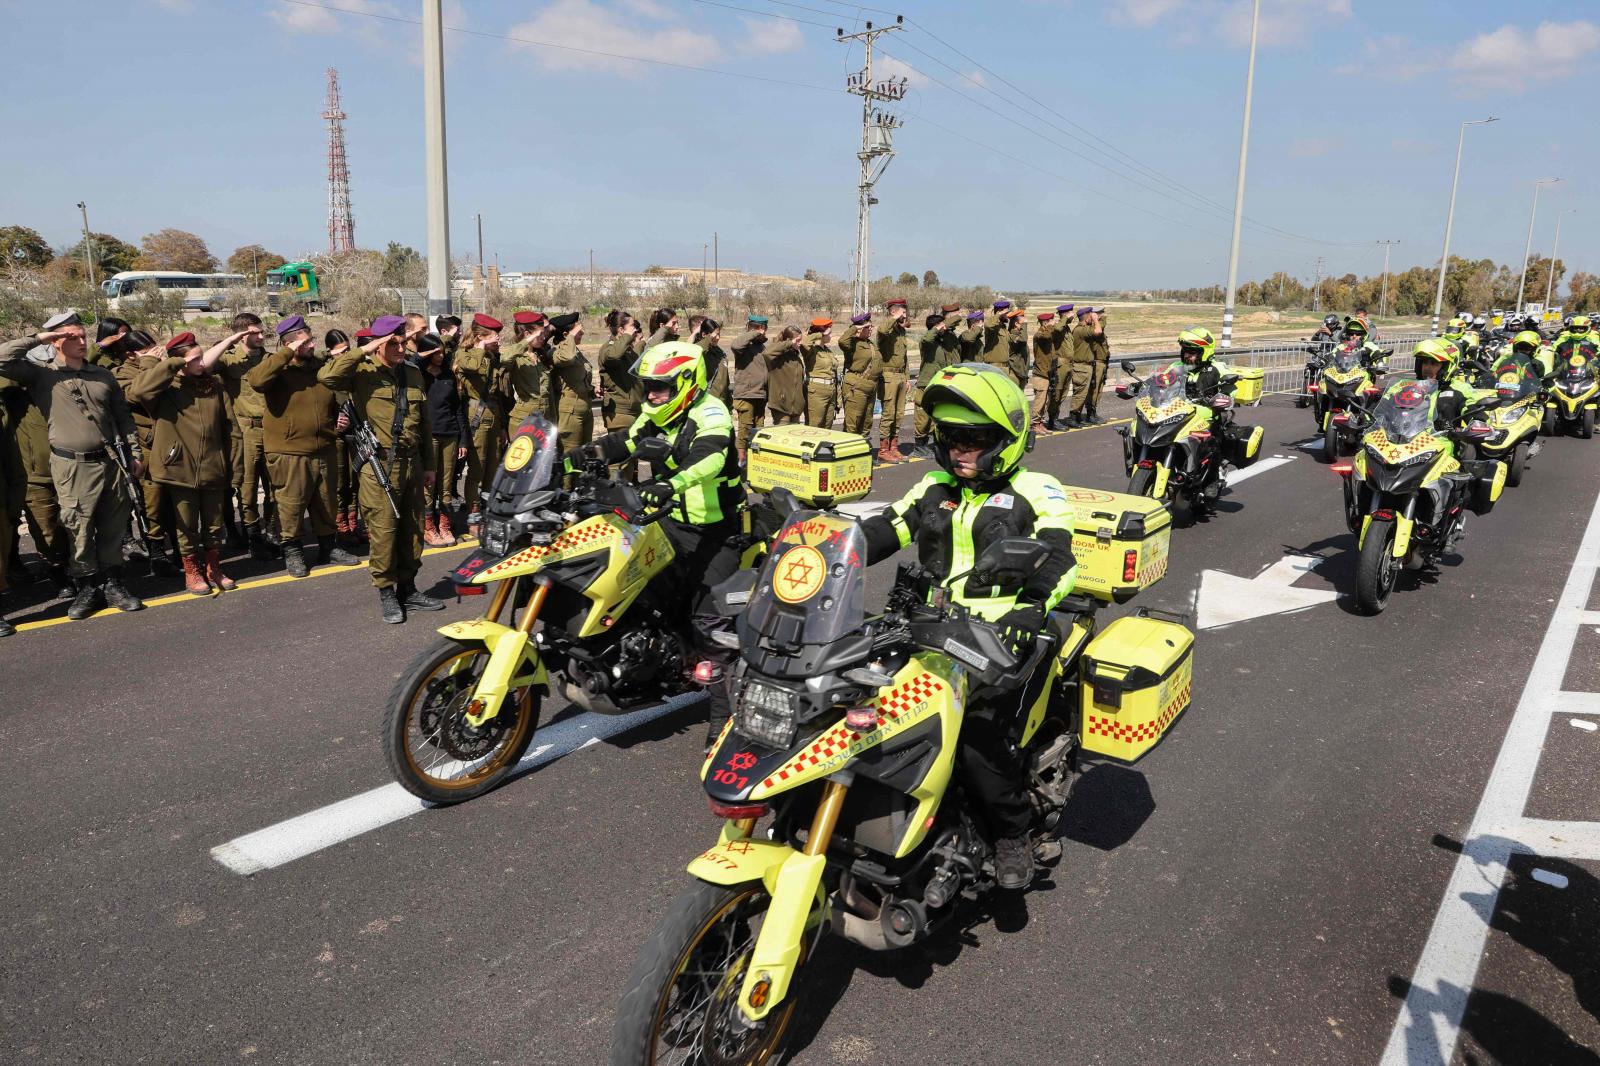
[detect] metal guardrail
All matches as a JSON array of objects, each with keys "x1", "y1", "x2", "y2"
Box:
[{"x1": 1109, "y1": 333, "x2": 1431, "y2": 398}]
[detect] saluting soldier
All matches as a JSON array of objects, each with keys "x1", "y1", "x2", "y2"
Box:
[
  {"x1": 0, "y1": 378, "x2": 25, "y2": 635},
  {"x1": 839, "y1": 312, "x2": 883, "y2": 444},
  {"x1": 1048, "y1": 304, "x2": 1075, "y2": 428},
  {"x1": 455, "y1": 312, "x2": 506, "y2": 534},
  {"x1": 1, "y1": 381, "x2": 74, "y2": 599},
  {"x1": 692, "y1": 317, "x2": 731, "y2": 405},
  {"x1": 729, "y1": 314, "x2": 771, "y2": 463},
  {"x1": 0, "y1": 311, "x2": 145, "y2": 619},
  {"x1": 644, "y1": 307, "x2": 680, "y2": 349},
  {"x1": 959, "y1": 309, "x2": 986, "y2": 361},
  {"x1": 802, "y1": 318, "x2": 839, "y2": 428},
  {"x1": 1005, "y1": 308, "x2": 1030, "y2": 386},
  {"x1": 216, "y1": 312, "x2": 275, "y2": 558},
  {"x1": 505, "y1": 311, "x2": 555, "y2": 429},
  {"x1": 1073, "y1": 307, "x2": 1111, "y2": 425},
  {"x1": 1029, "y1": 312, "x2": 1058, "y2": 430},
  {"x1": 319, "y1": 315, "x2": 442, "y2": 624},
  {"x1": 876, "y1": 298, "x2": 910, "y2": 462},
  {"x1": 1067, "y1": 306, "x2": 1101, "y2": 426},
  {"x1": 1083, "y1": 307, "x2": 1112, "y2": 425},
  {"x1": 247, "y1": 314, "x2": 359, "y2": 579},
  {"x1": 326, "y1": 328, "x2": 367, "y2": 547},
  {"x1": 548, "y1": 311, "x2": 595, "y2": 454},
  {"x1": 981, "y1": 299, "x2": 1013, "y2": 372},
  {"x1": 110, "y1": 330, "x2": 180, "y2": 575},
  {"x1": 765, "y1": 325, "x2": 806, "y2": 427},
  {"x1": 417, "y1": 333, "x2": 467, "y2": 547},
  {"x1": 128, "y1": 331, "x2": 241, "y2": 596},
  {"x1": 911, "y1": 305, "x2": 962, "y2": 449},
  {"x1": 598, "y1": 310, "x2": 644, "y2": 479}
]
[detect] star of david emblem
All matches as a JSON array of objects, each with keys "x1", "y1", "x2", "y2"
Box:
[
  {"x1": 729, "y1": 752, "x2": 757, "y2": 771},
  {"x1": 782, "y1": 556, "x2": 814, "y2": 591}
]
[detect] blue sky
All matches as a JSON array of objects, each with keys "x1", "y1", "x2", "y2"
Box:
[{"x1": 3, "y1": 0, "x2": 1595, "y2": 292}]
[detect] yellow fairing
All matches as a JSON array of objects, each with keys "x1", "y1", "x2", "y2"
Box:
[
  {"x1": 688, "y1": 833, "x2": 799, "y2": 893},
  {"x1": 749, "y1": 656, "x2": 963, "y2": 859},
  {"x1": 738, "y1": 852, "x2": 827, "y2": 1021},
  {"x1": 1019, "y1": 618, "x2": 1092, "y2": 748},
  {"x1": 1486, "y1": 460, "x2": 1508, "y2": 502},
  {"x1": 1391, "y1": 513, "x2": 1415, "y2": 558},
  {"x1": 1152, "y1": 461, "x2": 1171, "y2": 498},
  {"x1": 436, "y1": 617, "x2": 550, "y2": 728},
  {"x1": 469, "y1": 513, "x2": 675, "y2": 639}
]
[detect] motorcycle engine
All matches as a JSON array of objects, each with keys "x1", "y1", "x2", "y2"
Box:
[{"x1": 562, "y1": 625, "x2": 688, "y2": 714}]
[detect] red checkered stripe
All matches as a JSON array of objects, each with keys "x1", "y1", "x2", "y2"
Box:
[
  {"x1": 1085, "y1": 678, "x2": 1192, "y2": 745},
  {"x1": 480, "y1": 521, "x2": 615, "y2": 579},
  {"x1": 1134, "y1": 553, "x2": 1168, "y2": 586},
  {"x1": 831, "y1": 474, "x2": 873, "y2": 496},
  {"x1": 761, "y1": 673, "x2": 945, "y2": 790},
  {"x1": 703, "y1": 719, "x2": 733, "y2": 765}
]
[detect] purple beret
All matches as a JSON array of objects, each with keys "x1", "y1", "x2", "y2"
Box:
[
  {"x1": 1056, "y1": 304, "x2": 1074, "y2": 313},
  {"x1": 1077, "y1": 307, "x2": 1094, "y2": 319},
  {"x1": 992, "y1": 299, "x2": 1011, "y2": 311},
  {"x1": 967, "y1": 310, "x2": 986, "y2": 322},
  {"x1": 370, "y1": 314, "x2": 407, "y2": 338},
  {"x1": 275, "y1": 314, "x2": 308, "y2": 337},
  {"x1": 849, "y1": 312, "x2": 872, "y2": 326}
]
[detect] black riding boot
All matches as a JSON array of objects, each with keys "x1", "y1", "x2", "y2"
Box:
[
  {"x1": 102, "y1": 567, "x2": 145, "y2": 612},
  {"x1": 67, "y1": 574, "x2": 105, "y2": 620}
]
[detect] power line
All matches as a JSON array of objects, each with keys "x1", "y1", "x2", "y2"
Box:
[{"x1": 683, "y1": 0, "x2": 834, "y2": 29}]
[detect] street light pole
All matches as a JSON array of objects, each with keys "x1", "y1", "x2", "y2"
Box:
[
  {"x1": 1219, "y1": 0, "x2": 1260, "y2": 350},
  {"x1": 422, "y1": 0, "x2": 452, "y2": 318},
  {"x1": 1430, "y1": 116, "x2": 1498, "y2": 335},
  {"x1": 1516, "y1": 177, "x2": 1561, "y2": 313},
  {"x1": 1377, "y1": 240, "x2": 1399, "y2": 319},
  {"x1": 1544, "y1": 209, "x2": 1572, "y2": 314},
  {"x1": 473, "y1": 212, "x2": 485, "y2": 311},
  {"x1": 76, "y1": 201, "x2": 98, "y2": 319}
]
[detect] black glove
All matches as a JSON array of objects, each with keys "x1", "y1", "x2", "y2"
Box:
[
  {"x1": 638, "y1": 480, "x2": 675, "y2": 509},
  {"x1": 995, "y1": 603, "x2": 1046, "y2": 656}
]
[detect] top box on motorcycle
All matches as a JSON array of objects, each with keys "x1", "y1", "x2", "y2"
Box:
[
  {"x1": 1079, "y1": 610, "x2": 1194, "y2": 763},
  {"x1": 1061, "y1": 486, "x2": 1172, "y2": 603},
  {"x1": 746, "y1": 425, "x2": 874, "y2": 507},
  {"x1": 1230, "y1": 366, "x2": 1267, "y2": 406}
]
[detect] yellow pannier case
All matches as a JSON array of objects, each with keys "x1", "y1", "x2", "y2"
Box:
[
  {"x1": 1079, "y1": 610, "x2": 1194, "y2": 762},
  {"x1": 746, "y1": 425, "x2": 875, "y2": 507},
  {"x1": 1061, "y1": 486, "x2": 1172, "y2": 604},
  {"x1": 1231, "y1": 366, "x2": 1267, "y2": 405}
]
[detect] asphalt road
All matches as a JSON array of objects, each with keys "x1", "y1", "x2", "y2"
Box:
[{"x1": 5, "y1": 391, "x2": 1600, "y2": 1065}]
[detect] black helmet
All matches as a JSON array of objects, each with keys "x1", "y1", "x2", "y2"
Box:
[{"x1": 1323, "y1": 313, "x2": 1339, "y2": 330}]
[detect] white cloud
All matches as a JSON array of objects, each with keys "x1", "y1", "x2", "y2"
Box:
[
  {"x1": 270, "y1": 0, "x2": 398, "y2": 36},
  {"x1": 874, "y1": 54, "x2": 924, "y2": 89},
  {"x1": 1288, "y1": 138, "x2": 1330, "y2": 158},
  {"x1": 1109, "y1": 0, "x2": 1187, "y2": 28},
  {"x1": 1110, "y1": 0, "x2": 1351, "y2": 47},
  {"x1": 507, "y1": 0, "x2": 717, "y2": 75},
  {"x1": 739, "y1": 16, "x2": 805, "y2": 56},
  {"x1": 1447, "y1": 20, "x2": 1600, "y2": 91}
]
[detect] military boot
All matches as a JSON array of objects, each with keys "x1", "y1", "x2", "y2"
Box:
[
  {"x1": 436, "y1": 511, "x2": 458, "y2": 547},
  {"x1": 67, "y1": 575, "x2": 105, "y2": 621},
  {"x1": 282, "y1": 542, "x2": 310, "y2": 578},
  {"x1": 223, "y1": 506, "x2": 247, "y2": 550},
  {"x1": 378, "y1": 586, "x2": 405, "y2": 624},
  {"x1": 204, "y1": 549, "x2": 237, "y2": 591},
  {"x1": 423, "y1": 511, "x2": 443, "y2": 548},
  {"x1": 0, "y1": 591, "x2": 15, "y2": 637},
  {"x1": 182, "y1": 554, "x2": 212, "y2": 596},
  {"x1": 994, "y1": 834, "x2": 1035, "y2": 891},
  {"x1": 102, "y1": 568, "x2": 145, "y2": 613},
  {"x1": 49, "y1": 565, "x2": 76, "y2": 600},
  {"x1": 245, "y1": 522, "x2": 278, "y2": 560},
  {"x1": 316, "y1": 535, "x2": 360, "y2": 567},
  {"x1": 398, "y1": 581, "x2": 445, "y2": 612}
]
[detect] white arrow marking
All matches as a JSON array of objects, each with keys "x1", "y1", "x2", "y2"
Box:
[{"x1": 1196, "y1": 554, "x2": 1338, "y2": 629}]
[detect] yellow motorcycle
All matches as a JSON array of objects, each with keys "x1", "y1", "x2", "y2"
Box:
[
  {"x1": 1470, "y1": 364, "x2": 1545, "y2": 486},
  {"x1": 1115, "y1": 362, "x2": 1262, "y2": 513},
  {"x1": 382, "y1": 414, "x2": 762, "y2": 804},
  {"x1": 1544, "y1": 338, "x2": 1600, "y2": 438},
  {"x1": 611, "y1": 503, "x2": 1192, "y2": 1064},
  {"x1": 1309, "y1": 342, "x2": 1386, "y2": 461}
]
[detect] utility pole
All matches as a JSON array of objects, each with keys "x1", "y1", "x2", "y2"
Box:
[
  {"x1": 1376, "y1": 240, "x2": 1400, "y2": 319},
  {"x1": 1220, "y1": 0, "x2": 1260, "y2": 349},
  {"x1": 422, "y1": 0, "x2": 452, "y2": 318},
  {"x1": 588, "y1": 248, "x2": 595, "y2": 301},
  {"x1": 838, "y1": 17, "x2": 906, "y2": 313},
  {"x1": 1431, "y1": 116, "x2": 1498, "y2": 335},
  {"x1": 1545, "y1": 209, "x2": 1572, "y2": 313},
  {"x1": 472, "y1": 213, "x2": 485, "y2": 310},
  {"x1": 75, "y1": 201, "x2": 98, "y2": 318},
  {"x1": 1516, "y1": 177, "x2": 1561, "y2": 313},
  {"x1": 1312, "y1": 257, "x2": 1326, "y2": 312},
  {"x1": 713, "y1": 231, "x2": 719, "y2": 307},
  {"x1": 702, "y1": 243, "x2": 708, "y2": 287}
]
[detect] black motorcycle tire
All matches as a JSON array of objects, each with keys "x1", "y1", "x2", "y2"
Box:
[
  {"x1": 1322, "y1": 421, "x2": 1339, "y2": 463},
  {"x1": 612, "y1": 880, "x2": 799, "y2": 1066},
  {"x1": 1356, "y1": 521, "x2": 1399, "y2": 615},
  {"x1": 1128, "y1": 466, "x2": 1157, "y2": 498},
  {"x1": 1542, "y1": 409, "x2": 1557, "y2": 437},
  {"x1": 1583, "y1": 409, "x2": 1594, "y2": 440},
  {"x1": 1507, "y1": 442, "x2": 1528, "y2": 488},
  {"x1": 383, "y1": 637, "x2": 542, "y2": 805}
]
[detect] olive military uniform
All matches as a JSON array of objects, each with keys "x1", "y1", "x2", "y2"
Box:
[
  {"x1": 913, "y1": 318, "x2": 961, "y2": 440},
  {"x1": 765, "y1": 336, "x2": 805, "y2": 426},
  {"x1": 598, "y1": 331, "x2": 643, "y2": 479},
  {"x1": 127, "y1": 358, "x2": 233, "y2": 556},
  {"x1": 840, "y1": 331, "x2": 883, "y2": 439},
  {"x1": 1029, "y1": 325, "x2": 1058, "y2": 424},
  {"x1": 217, "y1": 343, "x2": 272, "y2": 529},
  {"x1": 246, "y1": 348, "x2": 341, "y2": 543},
  {"x1": 802, "y1": 333, "x2": 840, "y2": 428},
  {"x1": 454, "y1": 340, "x2": 503, "y2": 514},
  {"x1": 3, "y1": 390, "x2": 70, "y2": 576},
  {"x1": 729, "y1": 329, "x2": 770, "y2": 455},
  {"x1": 1063, "y1": 324, "x2": 1095, "y2": 419},
  {"x1": 700, "y1": 339, "x2": 732, "y2": 407},
  {"x1": 114, "y1": 352, "x2": 174, "y2": 554},
  {"x1": 551, "y1": 334, "x2": 595, "y2": 453},
  {"x1": 1071, "y1": 319, "x2": 1110, "y2": 418},
  {"x1": 318, "y1": 349, "x2": 434, "y2": 590},
  {"x1": 877, "y1": 318, "x2": 910, "y2": 445},
  {"x1": 505, "y1": 338, "x2": 555, "y2": 428}
]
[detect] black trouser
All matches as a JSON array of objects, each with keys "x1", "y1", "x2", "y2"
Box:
[
  {"x1": 959, "y1": 698, "x2": 1035, "y2": 839},
  {"x1": 661, "y1": 514, "x2": 744, "y2": 728}
]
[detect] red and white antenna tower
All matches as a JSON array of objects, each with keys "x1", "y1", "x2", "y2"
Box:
[{"x1": 324, "y1": 68, "x2": 355, "y2": 254}]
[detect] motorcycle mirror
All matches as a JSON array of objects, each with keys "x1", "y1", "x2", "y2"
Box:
[
  {"x1": 843, "y1": 666, "x2": 896, "y2": 689},
  {"x1": 1120, "y1": 360, "x2": 1138, "y2": 375},
  {"x1": 768, "y1": 487, "x2": 802, "y2": 518},
  {"x1": 970, "y1": 537, "x2": 1050, "y2": 590},
  {"x1": 710, "y1": 629, "x2": 742, "y2": 649},
  {"x1": 633, "y1": 435, "x2": 672, "y2": 464},
  {"x1": 711, "y1": 569, "x2": 759, "y2": 617}
]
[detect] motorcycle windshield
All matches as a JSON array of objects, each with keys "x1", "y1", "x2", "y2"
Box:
[
  {"x1": 487, "y1": 414, "x2": 560, "y2": 511},
  {"x1": 1493, "y1": 366, "x2": 1539, "y2": 403},
  {"x1": 1143, "y1": 369, "x2": 1186, "y2": 410},
  {"x1": 1331, "y1": 346, "x2": 1362, "y2": 373},
  {"x1": 1561, "y1": 342, "x2": 1598, "y2": 379},
  {"x1": 743, "y1": 510, "x2": 867, "y2": 648},
  {"x1": 1373, "y1": 380, "x2": 1437, "y2": 443}
]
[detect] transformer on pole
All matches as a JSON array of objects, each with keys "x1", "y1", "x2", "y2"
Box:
[
  {"x1": 324, "y1": 68, "x2": 355, "y2": 254},
  {"x1": 837, "y1": 18, "x2": 905, "y2": 314}
]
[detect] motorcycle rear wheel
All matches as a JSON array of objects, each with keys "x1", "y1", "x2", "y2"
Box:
[
  {"x1": 1356, "y1": 522, "x2": 1399, "y2": 615},
  {"x1": 383, "y1": 637, "x2": 541, "y2": 804},
  {"x1": 1507, "y1": 442, "x2": 1528, "y2": 487},
  {"x1": 612, "y1": 881, "x2": 800, "y2": 1066},
  {"x1": 1542, "y1": 410, "x2": 1557, "y2": 437}
]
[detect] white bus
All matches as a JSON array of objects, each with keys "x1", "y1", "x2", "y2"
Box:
[{"x1": 101, "y1": 271, "x2": 247, "y2": 313}]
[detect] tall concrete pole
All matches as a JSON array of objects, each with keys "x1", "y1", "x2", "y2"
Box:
[
  {"x1": 1430, "y1": 116, "x2": 1497, "y2": 334},
  {"x1": 1516, "y1": 177, "x2": 1560, "y2": 313},
  {"x1": 1377, "y1": 240, "x2": 1399, "y2": 319},
  {"x1": 1219, "y1": 0, "x2": 1260, "y2": 349},
  {"x1": 1544, "y1": 209, "x2": 1570, "y2": 313},
  {"x1": 422, "y1": 0, "x2": 452, "y2": 317},
  {"x1": 76, "y1": 201, "x2": 98, "y2": 319}
]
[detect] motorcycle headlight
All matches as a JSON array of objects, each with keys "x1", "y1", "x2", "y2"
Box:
[
  {"x1": 735, "y1": 680, "x2": 797, "y2": 749},
  {"x1": 483, "y1": 518, "x2": 511, "y2": 556}
]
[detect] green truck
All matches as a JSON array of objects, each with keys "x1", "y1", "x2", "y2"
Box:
[{"x1": 266, "y1": 261, "x2": 325, "y2": 312}]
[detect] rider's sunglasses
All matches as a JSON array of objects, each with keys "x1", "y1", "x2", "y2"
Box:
[
  {"x1": 936, "y1": 424, "x2": 1003, "y2": 450},
  {"x1": 1179, "y1": 344, "x2": 1205, "y2": 360}
]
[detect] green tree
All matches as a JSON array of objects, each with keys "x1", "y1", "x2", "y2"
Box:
[
  {"x1": 0, "y1": 225, "x2": 52, "y2": 268},
  {"x1": 380, "y1": 242, "x2": 426, "y2": 287},
  {"x1": 63, "y1": 231, "x2": 139, "y2": 276},
  {"x1": 923, "y1": 269, "x2": 940, "y2": 288},
  {"x1": 227, "y1": 244, "x2": 288, "y2": 285},
  {"x1": 896, "y1": 271, "x2": 918, "y2": 286},
  {"x1": 136, "y1": 228, "x2": 217, "y2": 273}
]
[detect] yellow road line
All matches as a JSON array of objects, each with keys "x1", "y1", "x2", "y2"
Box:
[{"x1": 12, "y1": 542, "x2": 477, "y2": 634}]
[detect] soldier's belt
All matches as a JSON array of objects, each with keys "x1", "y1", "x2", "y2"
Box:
[
  {"x1": 50, "y1": 445, "x2": 108, "y2": 462},
  {"x1": 808, "y1": 375, "x2": 836, "y2": 383},
  {"x1": 240, "y1": 415, "x2": 264, "y2": 428},
  {"x1": 370, "y1": 445, "x2": 416, "y2": 460}
]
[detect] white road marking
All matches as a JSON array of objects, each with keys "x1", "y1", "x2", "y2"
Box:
[
  {"x1": 210, "y1": 692, "x2": 706, "y2": 876},
  {"x1": 1225, "y1": 456, "x2": 1295, "y2": 486},
  {"x1": 1380, "y1": 481, "x2": 1600, "y2": 1066},
  {"x1": 1195, "y1": 554, "x2": 1336, "y2": 629},
  {"x1": 1570, "y1": 718, "x2": 1597, "y2": 731},
  {"x1": 1531, "y1": 868, "x2": 1570, "y2": 889},
  {"x1": 1300, "y1": 438, "x2": 1325, "y2": 452}
]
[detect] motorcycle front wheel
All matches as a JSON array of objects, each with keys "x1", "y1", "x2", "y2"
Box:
[
  {"x1": 1128, "y1": 466, "x2": 1157, "y2": 498},
  {"x1": 612, "y1": 881, "x2": 800, "y2": 1066},
  {"x1": 383, "y1": 637, "x2": 541, "y2": 804},
  {"x1": 1583, "y1": 409, "x2": 1594, "y2": 440},
  {"x1": 1507, "y1": 442, "x2": 1528, "y2": 487},
  {"x1": 1322, "y1": 421, "x2": 1339, "y2": 462},
  {"x1": 1356, "y1": 521, "x2": 1399, "y2": 615}
]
